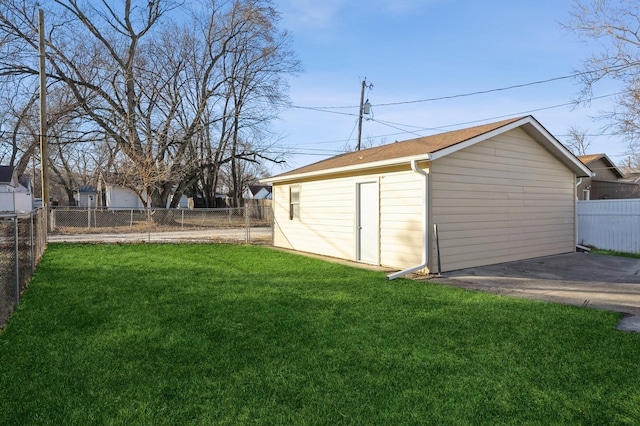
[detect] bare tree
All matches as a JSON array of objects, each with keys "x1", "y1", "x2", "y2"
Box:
[
  {"x1": 564, "y1": 125, "x2": 593, "y2": 156},
  {"x1": 0, "y1": 0, "x2": 299, "y2": 207},
  {"x1": 563, "y1": 0, "x2": 640, "y2": 163},
  {"x1": 0, "y1": 83, "x2": 40, "y2": 179}
]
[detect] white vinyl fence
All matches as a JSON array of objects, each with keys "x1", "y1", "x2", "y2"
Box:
[{"x1": 577, "y1": 199, "x2": 640, "y2": 253}]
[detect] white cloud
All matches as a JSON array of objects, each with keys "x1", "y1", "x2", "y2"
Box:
[
  {"x1": 279, "y1": 0, "x2": 346, "y2": 30},
  {"x1": 372, "y1": 0, "x2": 446, "y2": 15}
]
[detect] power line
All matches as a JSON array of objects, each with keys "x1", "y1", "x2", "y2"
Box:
[
  {"x1": 290, "y1": 105, "x2": 358, "y2": 117},
  {"x1": 287, "y1": 92, "x2": 624, "y2": 148},
  {"x1": 369, "y1": 92, "x2": 616, "y2": 139},
  {"x1": 429, "y1": 92, "x2": 622, "y2": 131},
  {"x1": 373, "y1": 74, "x2": 583, "y2": 107},
  {"x1": 370, "y1": 118, "x2": 424, "y2": 138},
  {"x1": 291, "y1": 73, "x2": 584, "y2": 110},
  {"x1": 291, "y1": 64, "x2": 636, "y2": 111}
]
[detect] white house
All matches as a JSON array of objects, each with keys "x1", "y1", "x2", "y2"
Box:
[
  {"x1": 105, "y1": 186, "x2": 147, "y2": 209},
  {"x1": 103, "y1": 185, "x2": 191, "y2": 209},
  {"x1": 76, "y1": 186, "x2": 98, "y2": 208},
  {"x1": 0, "y1": 166, "x2": 33, "y2": 213}
]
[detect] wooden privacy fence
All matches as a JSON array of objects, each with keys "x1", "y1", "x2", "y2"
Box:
[{"x1": 577, "y1": 199, "x2": 640, "y2": 253}]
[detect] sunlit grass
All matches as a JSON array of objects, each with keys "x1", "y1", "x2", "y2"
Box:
[
  {"x1": 591, "y1": 248, "x2": 640, "y2": 259},
  {"x1": 1, "y1": 243, "x2": 639, "y2": 424}
]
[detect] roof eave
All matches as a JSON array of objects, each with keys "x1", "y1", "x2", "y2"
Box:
[
  {"x1": 262, "y1": 116, "x2": 592, "y2": 184},
  {"x1": 261, "y1": 154, "x2": 432, "y2": 184},
  {"x1": 520, "y1": 119, "x2": 593, "y2": 178},
  {"x1": 428, "y1": 116, "x2": 591, "y2": 177}
]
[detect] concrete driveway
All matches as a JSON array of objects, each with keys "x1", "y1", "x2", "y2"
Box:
[{"x1": 428, "y1": 252, "x2": 640, "y2": 332}]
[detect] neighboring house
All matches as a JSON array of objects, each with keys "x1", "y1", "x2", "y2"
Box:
[
  {"x1": 0, "y1": 165, "x2": 33, "y2": 213},
  {"x1": 76, "y1": 186, "x2": 98, "y2": 208},
  {"x1": 622, "y1": 171, "x2": 640, "y2": 184},
  {"x1": 244, "y1": 185, "x2": 272, "y2": 200},
  {"x1": 105, "y1": 186, "x2": 147, "y2": 209},
  {"x1": 104, "y1": 185, "x2": 190, "y2": 209},
  {"x1": 577, "y1": 154, "x2": 640, "y2": 200},
  {"x1": 262, "y1": 115, "x2": 591, "y2": 276}
]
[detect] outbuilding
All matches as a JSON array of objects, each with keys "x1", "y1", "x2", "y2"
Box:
[
  {"x1": 263, "y1": 116, "x2": 592, "y2": 278},
  {"x1": 0, "y1": 165, "x2": 33, "y2": 213}
]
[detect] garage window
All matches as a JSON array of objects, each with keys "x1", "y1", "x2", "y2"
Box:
[{"x1": 289, "y1": 185, "x2": 300, "y2": 220}]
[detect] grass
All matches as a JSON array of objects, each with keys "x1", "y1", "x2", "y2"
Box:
[
  {"x1": 591, "y1": 248, "x2": 640, "y2": 259},
  {"x1": 1, "y1": 243, "x2": 640, "y2": 425}
]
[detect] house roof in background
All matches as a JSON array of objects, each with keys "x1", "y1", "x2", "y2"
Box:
[
  {"x1": 577, "y1": 154, "x2": 603, "y2": 164},
  {"x1": 577, "y1": 153, "x2": 624, "y2": 179},
  {"x1": 264, "y1": 115, "x2": 591, "y2": 183},
  {"x1": 0, "y1": 165, "x2": 15, "y2": 184},
  {"x1": 247, "y1": 185, "x2": 272, "y2": 195},
  {"x1": 78, "y1": 186, "x2": 98, "y2": 193},
  {"x1": 621, "y1": 172, "x2": 640, "y2": 184}
]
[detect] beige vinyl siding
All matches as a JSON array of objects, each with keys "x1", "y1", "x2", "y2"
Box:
[
  {"x1": 379, "y1": 171, "x2": 425, "y2": 269},
  {"x1": 431, "y1": 128, "x2": 575, "y2": 272},
  {"x1": 273, "y1": 168, "x2": 427, "y2": 269},
  {"x1": 274, "y1": 178, "x2": 355, "y2": 260}
]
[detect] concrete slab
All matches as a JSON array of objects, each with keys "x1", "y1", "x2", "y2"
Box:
[{"x1": 426, "y1": 252, "x2": 640, "y2": 332}]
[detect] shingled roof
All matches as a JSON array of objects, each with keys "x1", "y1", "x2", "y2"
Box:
[
  {"x1": 577, "y1": 153, "x2": 624, "y2": 179},
  {"x1": 270, "y1": 117, "x2": 524, "y2": 180},
  {"x1": 577, "y1": 154, "x2": 603, "y2": 164},
  {"x1": 263, "y1": 115, "x2": 592, "y2": 184},
  {"x1": 0, "y1": 165, "x2": 15, "y2": 185}
]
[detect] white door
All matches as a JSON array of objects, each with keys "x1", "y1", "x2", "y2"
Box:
[{"x1": 357, "y1": 182, "x2": 379, "y2": 263}]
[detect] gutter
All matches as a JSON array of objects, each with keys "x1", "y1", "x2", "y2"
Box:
[
  {"x1": 261, "y1": 153, "x2": 436, "y2": 185},
  {"x1": 387, "y1": 159, "x2": 430, "y2": 280}
]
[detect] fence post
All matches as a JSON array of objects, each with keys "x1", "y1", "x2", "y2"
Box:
[
  {"x1": 13, "y1": 217, "x2": 19, "y2": 306},
  {"x1": 87, "y1": 206, "x2": 91, "y2": 229},
  {"x1": 245, "y1": 205, "x2": 250, "y2": 243},
  {"x1": 30, "y1": 212, "x2": 35, "y2": 275}
]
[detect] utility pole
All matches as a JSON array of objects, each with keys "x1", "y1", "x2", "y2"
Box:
[
  {"x1": 356, "y1": 78, "x2": 373, "y2": 151},
  {"x1": 38, "y1": 8, "x2": 50, "y2": 231}
]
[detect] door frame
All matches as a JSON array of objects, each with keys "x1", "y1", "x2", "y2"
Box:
[{"x1": 355, "y1": 179, "x2": 380, "y2": 264}]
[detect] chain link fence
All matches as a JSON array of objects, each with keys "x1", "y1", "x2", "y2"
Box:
[
  {"x1": 49, "y1": 205, "x2": 273, "y2": 244},
  {"x1": 0, "y1": 209, "x2": 47, "y2": 328},
  {"x1": 0, "y1": 205, "x2": 271, "y2": 327}
]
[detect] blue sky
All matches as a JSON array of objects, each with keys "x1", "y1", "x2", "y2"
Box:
[{"x1": 268, "y1": 0, "x2": 623, "y2": 174}]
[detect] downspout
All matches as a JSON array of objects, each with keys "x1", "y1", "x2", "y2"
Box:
[
  {"x1": 387, "y1": 159, "x2": 429, "y2": 280},
  {"x1": 575, "y1": 178, "x2": 582, "y2": 248}
]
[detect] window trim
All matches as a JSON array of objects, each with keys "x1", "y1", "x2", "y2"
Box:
[{"x1": 289, "y1": 184, "x2": 300, "y2": 220}]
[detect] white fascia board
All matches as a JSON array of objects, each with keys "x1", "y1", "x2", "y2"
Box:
[
  {"x1": 428, "y1": 118, "x2": 529, "y2": 161},
  {"x1": 261, "y1": 154, "x2": 431, "y2": 184},
  {"x1": 521, "y1": 118, "x2": 593, "y2": 177},
  {"x1": 600, "y1": 153, "x2": 625, "y2": 178},
  {"x1": 429, "y1": 116, "x2": 592, "y2": 177}
]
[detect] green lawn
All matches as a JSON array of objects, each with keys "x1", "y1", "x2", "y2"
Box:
[
  {"x1": 591, "y1": 248, "x2": 640, "y2": 259},
  {"x1": 1, "y1": 244, "x2": 639, "y2": 425}
]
